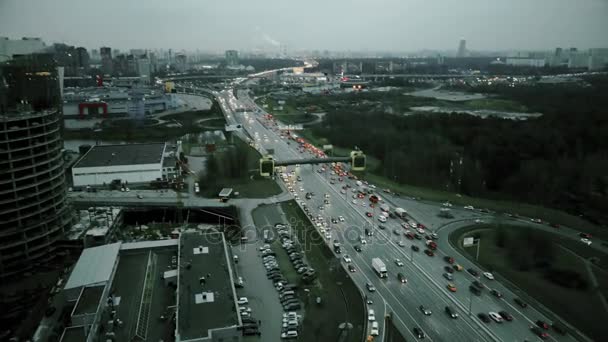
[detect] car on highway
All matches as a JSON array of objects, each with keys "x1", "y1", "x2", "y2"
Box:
[
  {"x1": 443, "y1": 273, "x2": 454, "y2": 281},
  {"x1": 339, "y1": 216, "x2": 345, "y2": 222},
  {"x1": 579, "y1": 232, "x2": 592, "y2": 239},
  {"x1": 419, "y1": 305, "x2": 432, "y2": 316},
  {"x1": 536, "y1": 320, "x2": 550, "y2": 330},
  {"x1": 424, "y1": 249, "x2": 434, "y2": 257},
  {"x1": 237, "y1": 297, "x2": 249, "y2": 305},
  {"x1": 405, "y1": 232, "x2": 414, "y2": 240},
  {"x1": 483, "y1": 272, "x2": 495, "y2": 280},
  {"x1": 580, "y1": 238, "x2": 592, "y2": 245},
  {"x1": 359, "y1": 236, "x2": 367, "y2": 244},
  {"x1": 393, "y1": 229, "x2": 400, "y2": 235},
  {"x1": 444, "y1": 266, "x2": 454, "y2": 273},
  {"x1": 411, "y1": 245, "x2": 420, "y2": 252},
  {"x1": 477, "y1": 312, "x2": 491, "y2": 323},
  {"x1": 464, "y1": 205, "x2": 474, "y2": 210},
  {"x1": 370, "y1": 321, "x2": 379, "y2": 336},
  {"x1": 378, "y1": 216, "x2": 387, "y2": 223},
  {"x1": 368, "y1": 309, "x2": 376, "y2": 321},
  {"x1": 445, "y1": 306, "x2": 458, "y2": 319},
  {"x1": 467, "y1": 268, "x2": 479, "y2": 277},
  {"x1": 354, "y1": 245, "x2": 362, "y2": 252},
  {"x1": 531, "y1": 326, "x2": 549, "y2": 339},
  {"x1": 498, "y1": 311, "x2": 513, "y2": 321},
  {"x1": 447, "y1": 283, "x2": 457, "y2": 292},
  {"x1": 453, "y1": 264, "x2": 464, "y2": 272},
  {"x1": 413, "y1": 327, "x2": 425, "y2": 339},
  {"x1": 366, "y1": 212, "x2": 373, "y2": 217},
  {"x1": 394, "y1": 259, "x2": 404, "y2": 267},
  {"x1": 444, "y1": 256, "x2": 455, "y2": 264},
  {"x1": 398, "y1": 241, "x2": 405, "y2": 247},
  {"x1": 397, "y1": 273, "x2": 407, "y2": 283},
  {"x1": 490, "y1": 289, "x2": 503, "y2": 298},
  {"x1": 472, "y1": 280, "x2": 484, "y2": 289},
  {"x1": 514, "y1": 297, "x2": 528, "y2": 308},
  {"x1": 343, "y1": 255, "x2": 352, "y2": 263},
  {"x1": 469, "y1": 285, "x2": 482, "y2": 296},
  {"x1": 366, "y1": 282, "x2": 376, "y2": 292},
  {"x1": 489, "y1": 312, "x2": 503, "y2": 323},
  {"x1": 348, "y1": 264, "x2": 356, "y2": 272}
]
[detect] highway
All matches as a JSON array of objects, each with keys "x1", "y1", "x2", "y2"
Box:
[{"x1": 181, "y1": 82, "x2": 588, "y2": 341}]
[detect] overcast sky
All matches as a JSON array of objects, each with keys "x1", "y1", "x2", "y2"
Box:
[{"x1": 1, "y1": 0, "x2": 607, "y2": 52}]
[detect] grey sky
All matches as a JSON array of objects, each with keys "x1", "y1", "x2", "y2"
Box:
[{"x1": 1, "y1": 0, "x2": 607, "y2": 52}]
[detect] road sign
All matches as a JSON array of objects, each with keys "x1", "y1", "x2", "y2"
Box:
[
  {"x1": 463, "y1": 237, "x2": 475, "y2": 247},
  {"x1": 323, "y1": 144, "x2": 333, "y2": 151}
]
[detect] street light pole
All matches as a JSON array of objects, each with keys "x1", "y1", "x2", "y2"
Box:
[{"x1": 476, "y1": 238, "x2": 481, "y2": 261}]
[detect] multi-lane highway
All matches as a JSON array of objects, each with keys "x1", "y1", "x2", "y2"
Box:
[{"x1": 184, "y1": 83, "x2": 587, "y2": 342}]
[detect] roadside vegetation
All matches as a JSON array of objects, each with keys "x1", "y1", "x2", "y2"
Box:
[
  {"x1": 450, "y1": 224, "x2": 608, "y2": 340},
  {"x1": 198, "y1": 136, "x2": 281, "y2": 198},
  {"x1": 276, "y1": 76, "x2": 608, "y2": 230}
]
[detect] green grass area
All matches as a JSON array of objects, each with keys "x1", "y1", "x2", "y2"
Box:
[
  {"x1": 450, "y1": 225, "x2": 608, "y2": 341},
  {"x1": 199, "y1": 137, "x2": 282, "y2": 198},
  {"x1": 384, "y1": 316, "x2": 408, "y2": 342},
  {"x1": 273, "y1": 113, "x2": 317, "y2": 125},
  {"x1": 454, "y1": 98, "x2": 529, "y2": 112},
  {"x1": 279, "y1": 200, "x2": 365, "y2": 342}
]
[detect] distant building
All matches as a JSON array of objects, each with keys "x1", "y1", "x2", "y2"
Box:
[
  {"x1": 457, "y1": 39, "x2": 467, "y2": 58},
  {"x1": 100, "y1": 46, "x2": 113, "y2": 75},
  {"x1": 75, "y1": 47, "x2": 90, "y2": 71},
  {"x1": 71, "y1": 143, "x2": 167, "y2": 186},
  {"x1": 225, "y1": 50, "x2": 239, "y2": 67},
  {"x1": 588, "y1": 48, "x2": 608, "y2": 70},
  {"x1": 505, "y1": 57, "x2": 546, "y2": 67},
  {"x1": 175, "y1": 54, "x2": 187, "y2": 73},
  {"x1": 0, "y1": 37, "x2": 46, "y2": 62}
]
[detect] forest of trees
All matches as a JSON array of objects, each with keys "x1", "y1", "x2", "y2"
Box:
[{"x1": 310, "y1": 75, "x2": 608, "y2": 225}]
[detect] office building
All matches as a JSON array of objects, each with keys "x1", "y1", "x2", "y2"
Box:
[
  {"x1": 100, "y1": 46, "x2": 113, "y2": 75},
  {"x1": 175, "y1": 54, "x2": 188, "y2": 73},
  {"x1": 457, "y1": 39, "x2": 467, "y2": 57},
  {"x1": 505, "y1": 57, "x2": 546, "y2": 67},
  {"x1": 71, "y1": 143, "x2": 168, "y2": 186},
  {"x1": 0, "y1": 37, "x2": 46, "y2": 62},
  {"x1": 225, "y1": 50, "x2": 239, "y2": 67},
  {"x1": 0, "y1": 54, "x2": 72, "y2": 278}
]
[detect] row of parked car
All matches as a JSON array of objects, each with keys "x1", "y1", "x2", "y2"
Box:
[{"x1": 276, "y1": 223, "x2": 317, "y2": 283}]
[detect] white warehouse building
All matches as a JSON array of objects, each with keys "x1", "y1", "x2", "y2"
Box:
[{"x1": 72, "y1": 143, "x2": 167, "y2": 186}]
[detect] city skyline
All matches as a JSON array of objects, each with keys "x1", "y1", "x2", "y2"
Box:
[{"x1": 1, "y1": 0, "x2": 608, "y2": 52}]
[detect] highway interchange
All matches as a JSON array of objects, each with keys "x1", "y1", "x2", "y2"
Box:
[{"x1": 204, "y1": 82, "x2": 592, "y2": 342}]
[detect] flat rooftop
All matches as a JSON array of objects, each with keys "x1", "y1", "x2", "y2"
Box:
[
  {"x1": 73, "y1": 143, "x2": 166, "y2": 168},
  {"x1": 177, "y1": 231, "x2": 238, "y2": 340},
  {"x1": 111, "y1": 247, "x2": 177, "y2": 342}
]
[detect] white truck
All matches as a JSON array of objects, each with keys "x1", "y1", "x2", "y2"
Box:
[
  {"x1": 395, "y1": 207, "x2": 407, "y2": 218},
  {"x1": 371, "y1": 258, "x2": 387, "y2": 278},
  {"x1": 380, "y1": 204, "x2": 390, "y2": 212}
]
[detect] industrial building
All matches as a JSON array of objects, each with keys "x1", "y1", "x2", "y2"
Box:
[
  {"x1": 71, "y1": 143, "x2": 168, "y2": 186},
  {"x1": 0, "y1": 53, "x2": 73, "y2": 278},
  {"x1": 37, "y1": 231, "x2": 242, "y2": 342},
  {"x1": 62, "y1": 86, "x2": 179, "y2": 118}
]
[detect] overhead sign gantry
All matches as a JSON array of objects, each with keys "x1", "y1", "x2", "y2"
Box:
[{"x1": 259, "y1": 150, "x2": 366, "y2": 177}]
